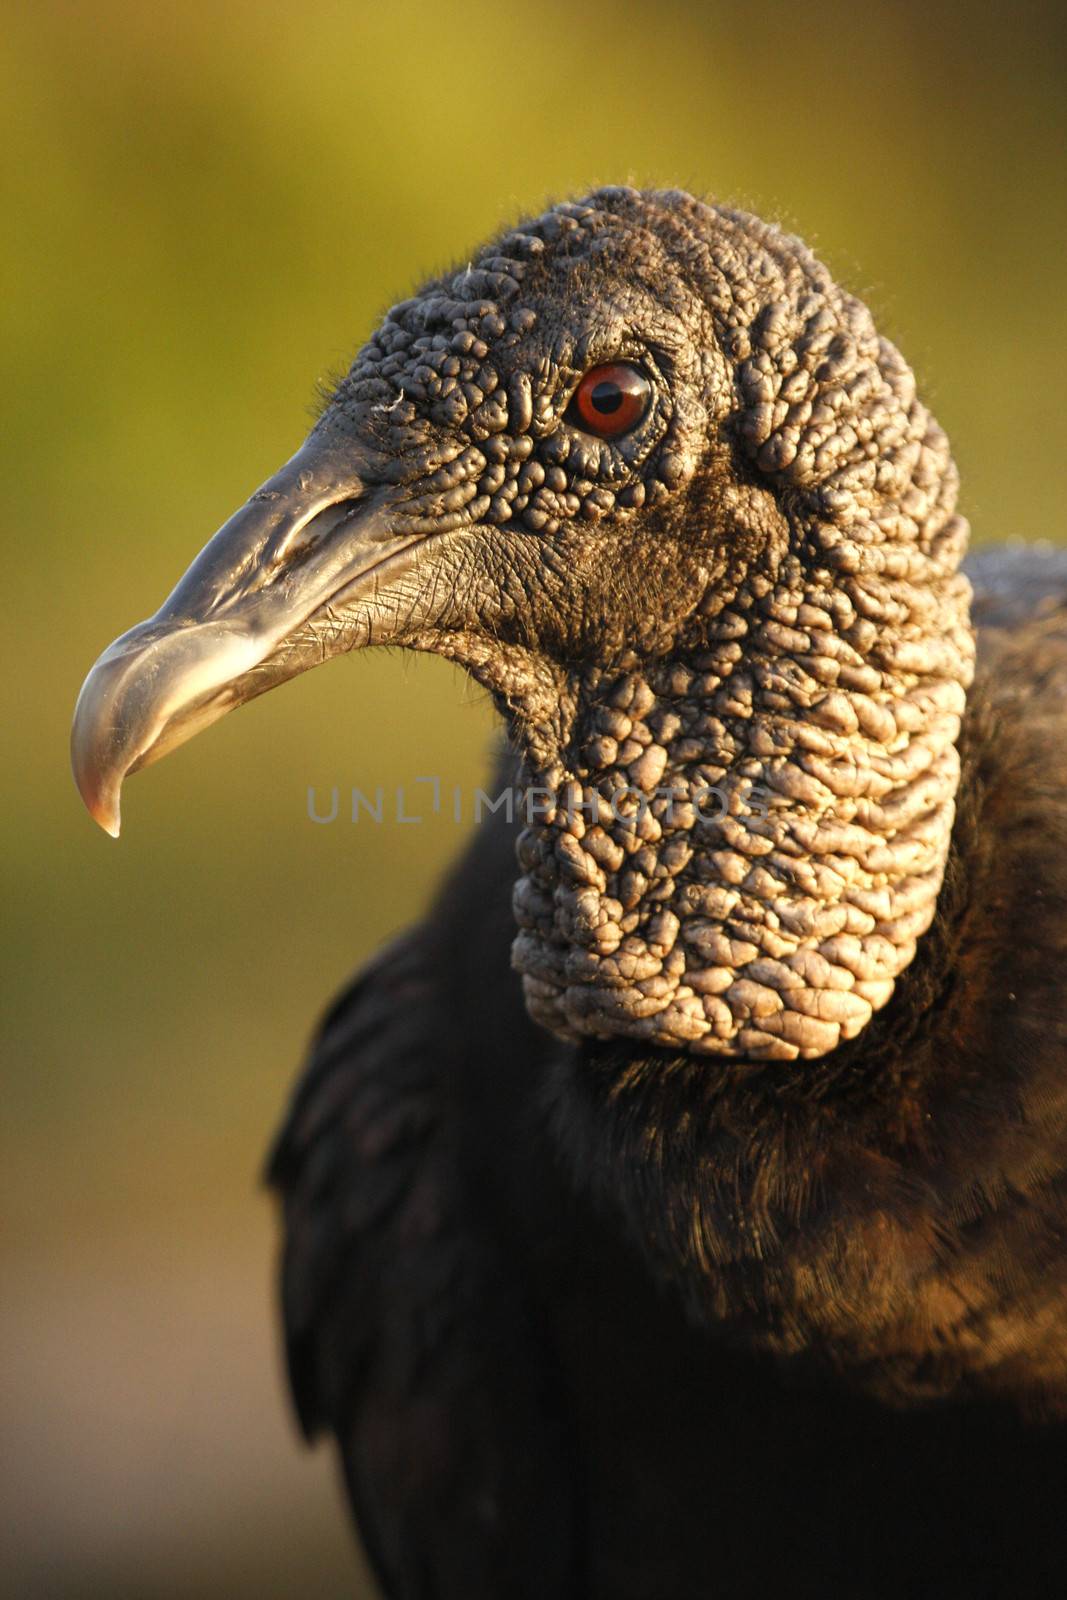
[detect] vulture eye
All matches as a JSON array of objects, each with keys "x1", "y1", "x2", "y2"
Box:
[{"x1": 568, "y1": 362, "x2": 651, "y2": 438}]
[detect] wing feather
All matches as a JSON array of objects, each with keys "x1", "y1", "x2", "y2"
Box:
[{"x1": 267, "y1": 921, "x2": 580, "y2": 1598}]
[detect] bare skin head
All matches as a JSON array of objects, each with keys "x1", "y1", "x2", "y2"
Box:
[{"x1": 72, "y1": 188, "x2": 974, "y2": 1061}]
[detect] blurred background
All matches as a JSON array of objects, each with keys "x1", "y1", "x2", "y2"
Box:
[{"x1": 4, "y1": 0, "x2": 1066, "y2": 1594}]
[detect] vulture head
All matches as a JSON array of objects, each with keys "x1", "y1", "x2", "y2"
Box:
[{"x1": 72, "y1": 187, "x2": 974, "y2": 1063}]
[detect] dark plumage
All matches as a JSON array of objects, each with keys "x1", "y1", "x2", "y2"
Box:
[{"x1": 72, "y1": 190, "x2": 1067, "y2": 1597}]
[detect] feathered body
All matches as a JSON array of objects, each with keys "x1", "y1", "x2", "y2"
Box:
[{"x1": 270, "y1": 558, "x2": 1067, "y2": 1597}]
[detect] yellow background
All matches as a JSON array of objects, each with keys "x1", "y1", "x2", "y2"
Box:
[{"x1": 5, "y1": 2, "x2": 1065, "y2": 1593}]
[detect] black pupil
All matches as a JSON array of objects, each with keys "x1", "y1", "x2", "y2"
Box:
[{"x1": 590, "y1": 380, "x2": 623, "y2": 414}]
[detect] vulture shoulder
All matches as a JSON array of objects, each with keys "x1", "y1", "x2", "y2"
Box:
[
  {"x1": 966, "y1": 543, "x2": 1067, "y2": 635},
  {"x1": 266, "y1": 807, "x2": 580, "y2": 1600}
]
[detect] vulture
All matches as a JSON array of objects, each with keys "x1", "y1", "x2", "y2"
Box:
[{"x1": 72, "y1": 189, "x2": 1067, "y2": 1598}]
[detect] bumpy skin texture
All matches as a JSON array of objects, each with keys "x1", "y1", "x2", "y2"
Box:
[
  {"x1": 261, "y1": 193, "x2": 1067, "y2": 1598},
  {"x1": 324, "y1": 189, "x2": 973, "y2": 1060}
]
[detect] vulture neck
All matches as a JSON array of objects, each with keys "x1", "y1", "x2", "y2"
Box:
[{"x1": 504, "y1": 540, "x2": 974, "y2": 1066}]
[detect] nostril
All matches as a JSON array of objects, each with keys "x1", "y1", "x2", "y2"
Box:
[{"x1": 270, "y1": 494, "x2": 369, "y2": 572}]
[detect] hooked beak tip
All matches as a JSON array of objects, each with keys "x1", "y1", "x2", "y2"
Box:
[
  {"x1": 71, "y1": 636, "x2": 150, "y2": 838},
  {"x1": 71, "y1": 711, "x2": 124, "y2": 837},
  {"x1": 72, "y1": 773, "x2": 123, "y2": 837},
  {"x1": 90, "y1": 791, "x2": 123, "y2": 839}
]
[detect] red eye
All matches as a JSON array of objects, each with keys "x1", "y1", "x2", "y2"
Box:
[{"x1": 569, "y1": 362, "x2": 651, "y2": 438}]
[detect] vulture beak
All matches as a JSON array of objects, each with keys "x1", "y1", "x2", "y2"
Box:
[{"x1": 71, "y1": 429, "x2": 421, "y2": 837}]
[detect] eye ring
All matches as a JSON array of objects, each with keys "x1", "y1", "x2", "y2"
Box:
[{"x1": 567, "y1": 362, "x2": 651, "y2": 439}]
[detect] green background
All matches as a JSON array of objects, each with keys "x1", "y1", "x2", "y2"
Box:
[{"x1": 5, "y1": 1, "x2": 1065, "y2": 1593}]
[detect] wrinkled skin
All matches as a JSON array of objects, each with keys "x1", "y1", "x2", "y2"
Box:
[{"x1": 73, "y1": 187, "x2": 973, "y2": 1060}]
